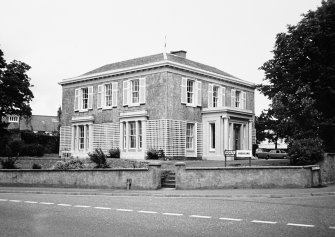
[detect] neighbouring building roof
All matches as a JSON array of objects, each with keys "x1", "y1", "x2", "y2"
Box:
[
  {"x1": 60, "y1": 51, "x2": 254, "y2": 87},
  {"x1": 6, "y1": 115, "x2": 59, "y2": 133}
]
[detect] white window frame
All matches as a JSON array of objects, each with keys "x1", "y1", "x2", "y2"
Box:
[
  {"x1": 74, "y1": 86, "x2": 93, "y2": 112},
  {"x1": 231, "y1": 89, "x2": 246, "y2": 109},
  {"x1": 81, "y1": 88, "x2": 89, "y2": 110},
  {"x1": 138, "y1": 121, "x2": 142, "y2": 149},
  {"x1": 105, "y1": 83, "x2": 113, "y2": 108},
  {"x1": 123, "y1": 78, "x2": 146, "y2": 107},
  {"x1": 213, "y1": 86, "x2": 219, "y2": 108},
  {"x1": 187, "y1": 79, "x2": 194, "y2": 105},
  {"x1": 186, "y1": 123, "x2": 195, "y2": 150},
  {"x1": 235, "y1": 90, "x2": 241, "y2": 108},
  {"x1": 8, "y1": 116, "x2": 19, "y2": 123},
  {"x1": 78, "y1": 125, "x2": 85, "y2": 150},
  {"x1": 181, "y1": 78, "x2": 202, "y2": 107},
  {"x1": 209, "y1": 123, "x2": 216, "y2": 151},
  {"x1": 129, "y1": 121, "x2": 137, "y2": 149}
]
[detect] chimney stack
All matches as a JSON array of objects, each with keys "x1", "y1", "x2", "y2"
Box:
[{"x1": 170, "y1": 50, "x2": 187, "y2": 58}]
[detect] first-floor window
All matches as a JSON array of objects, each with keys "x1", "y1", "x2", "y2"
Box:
[
  {"x1": 210, "y1": 123, "x2": 215, "y2": 150},
  {"x1": 187, "y1": 79, "x2": 194, "y2": 104},
  {"x1": 129, "y1": 122, "x2": 136, "y2": 148},
  {"x1": 8, "y1": 115, "x2": 19, "y2": 123},
  {"x1": 131, "y1": 79, "x2": 139, "y2": 104},
  {"x1": 235, "y1": 91, "x2": 241, "y2": 108},
  {"x1": 213, "y1": 86, "x2": 219, "y2": 107},
  {"x1": 186, "y1": 123, "x2": 194, "y2": 149},
  {"x1": 105, "y1": 84, "x2": 113, "y2": 107},
  {"x1": 81, "y1": 88, "x2": 89, "y2": 109}
]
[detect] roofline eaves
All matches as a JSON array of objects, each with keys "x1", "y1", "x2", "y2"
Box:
[{"x1": 59, "y1": 60, "x2": 255, "y2": 88}]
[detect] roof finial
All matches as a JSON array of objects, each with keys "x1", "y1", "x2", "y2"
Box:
[{"x1": 163, "y1": 35, "x2": 167, "y2": 60}]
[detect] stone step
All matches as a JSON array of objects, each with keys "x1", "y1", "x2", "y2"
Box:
[
  {"x1": 161, "y1": 171, "x2": 176, "y2": 188},
  {"x1": 161, "y1": 183, "x2": 175, "y2": 188}
]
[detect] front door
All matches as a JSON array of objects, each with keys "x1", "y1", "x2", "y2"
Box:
[{"x1": 233, "y1": 124, "x2": 241, "y2": 150}]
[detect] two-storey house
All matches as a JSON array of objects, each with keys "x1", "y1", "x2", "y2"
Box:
[{"x1": 59, "y1": 50, "x2": 255, "y2": 160}]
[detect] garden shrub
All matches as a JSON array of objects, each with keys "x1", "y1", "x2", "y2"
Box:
[
  {"x1": 288, "y1": 138, "x2": 324, "y2": 165},
  {"x1": 32, "y1": 163, "x2": 42, "y2": 169},
  {"x1": 52, "y1": 158, "x2": 85, "y2": 170},
  {"x1": 88, "y1": 148, "x2": 109, "y2": 168},
  {"x1": 146, "y1": 149, "x2": 165, "y2": 160},
  {"x1": 8, "y1": 140, "x2": 24, "y2": 156},
  {"x1": 109, "y1": 148, "x2": 120, "y2": 159},
  {"x1": 1, "y1": 157, "x2": 19, "y2": 169},
  {"x1": 21, "y1": 144, "x2": 45, "y2": 157}
]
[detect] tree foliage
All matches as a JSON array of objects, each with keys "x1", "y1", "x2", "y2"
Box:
[
  {"x1": 258, "y1": 0, "x2": 335, "y2": 152},
  {"x1": 255, "y1": 109, "x2": 287, "y2": 149},
  {"x1": 0, "y1": 49, "x2": 34, "y2": 137}
]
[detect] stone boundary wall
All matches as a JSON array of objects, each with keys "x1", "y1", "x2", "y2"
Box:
[
  {"x1": 175, "y1": 162, "x2": 321, "y2": 189},
  {"x1": 0, "y1": 163, "x2": 161, "y2": 190},
  {"x1": 319, "y1": 153, "x2": 335, "y2": 184}
]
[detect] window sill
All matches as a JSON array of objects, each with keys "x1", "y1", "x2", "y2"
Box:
[
  {"x1": 128, "y1": 103, "x2": 141, "y2": 107},
  {"x1": 209, "y1": 149, "x2": 216, "y2": 153}
]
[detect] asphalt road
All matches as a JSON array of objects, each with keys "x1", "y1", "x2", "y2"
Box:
[{"x1": 0, "y1": 192, "x2": 334, "y2": 237}]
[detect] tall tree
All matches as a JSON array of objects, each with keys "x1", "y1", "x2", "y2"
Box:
[
  {"x1": 259, "y1": 0, "x2": 335, "y2": 152},
  {"x1": 0, "y1": 49, "x2": 34, "y2": 135}
]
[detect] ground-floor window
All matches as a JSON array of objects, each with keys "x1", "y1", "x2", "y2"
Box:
[
  {"x1": 186, "y1": 123, "x2": 194, "y2": 150},
  {"x1": 122, "y1": 121, "x2": 143, "y2": 150},
  {"x1": 210, "y1": 123, "x2": 215, "y2": 150},
  {"x1": 73, "y1": 124, "x2": 90, "y2": 151}
]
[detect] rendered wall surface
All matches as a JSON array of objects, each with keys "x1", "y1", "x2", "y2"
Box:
[
  {"x1": 175, "y1": 163, "x2": 320, "y2": 189},
  {"x1": 0, "y1": 164, "x2": 161, "y2": 190},
  {"x1": 319, "y1": 153, "x2": 335, "y2": 184}
]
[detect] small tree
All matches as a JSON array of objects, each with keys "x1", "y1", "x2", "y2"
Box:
[{"x1": 0, "y1": 48, "x2": 34, "y2": 151}]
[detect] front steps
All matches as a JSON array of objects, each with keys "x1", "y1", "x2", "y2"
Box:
[{"x1": 161, "y1": 171, "x2": 175, "y2": 188}]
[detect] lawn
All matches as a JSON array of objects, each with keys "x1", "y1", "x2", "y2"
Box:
[
  {"x1": 1, "y1": 154, "x2": 290, "y2": 170},
  {"x1": 160, "y1": 158, "x2": 290, "y2": 170}
]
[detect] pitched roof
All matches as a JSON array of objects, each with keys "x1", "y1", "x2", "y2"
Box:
[
  {"x1": 6, "y1": 115, "x2": 59, "y2": 133},
  {"x1": 82, "y1": 52, "x2": 240, "y2": 80},
  {"x1": 83, "y1": 53, "x2": 164, "y2": 76}
]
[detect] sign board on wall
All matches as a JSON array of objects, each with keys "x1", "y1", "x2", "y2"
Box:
[{"x1": 236, "y1": 150, "x2": 252, "y2": 158}]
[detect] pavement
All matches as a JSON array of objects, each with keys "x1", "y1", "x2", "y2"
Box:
[{"x1": 1, "y1": 184, "x2": 335, "y2": 199}]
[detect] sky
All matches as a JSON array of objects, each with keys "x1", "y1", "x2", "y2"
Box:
[{"x1": 0, "y1": 0, "x2": 322, "y2": 116}]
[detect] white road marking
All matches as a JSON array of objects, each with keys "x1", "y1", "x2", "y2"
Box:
[
  {"x1": 190, "y1": 215, "x2": 211, "y2": 219},
  {"x1": 0, "y1": 199, "x2": 8, "y2": 201},
  {"x1": 287, "y1": 223, "x2": 315, "y2": 228},
  {"x1": 57, "y1": 204, "x2": 72, "y2": 207},
  {"x1": 9, "y1": 200, "x2": 22, "y2": 202},
  {"x1": 116, "y1": 209, "x2": 133, "y2": 212},
  {"x1": 219, "y1": 217, "x2": 243, "y2": 221},
  {"x1": 94, "y1": 207, "x2": 111, "y2": 210},
  {"x1": 24, "y1": 201, "x2": 38, "y2": 204},
  {"x1": 162, "y1": 213, "x2": 183, "y2": 216},
  {"x1": 137, "y1": 210, "x2": 158, "y2": 214},
  {"x1": 252, "y1": 220, "x2": 277, "y2": 224},
  {"x1": 329, "y1": 226, "x2": 335, "y2": 229},
  {"x1": 74, "y1": 205, "x2": 91, "y2": 208},
  {"x1": 39, "y1": 202, "x2": 54, "y2": 205}
]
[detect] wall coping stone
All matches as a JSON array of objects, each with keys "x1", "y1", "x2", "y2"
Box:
[
  {"x1": 175, "y1": 162, "x2": 186, "y2": 167},
  {"x1": 148, "y1": 162, "x2": 162, "y2": 167},
  {"x1": 0, "y1": 168, "x2": 149, "y2": 172},
  {"x1": 185, "y1": 165, "x2": 319, "y2": 171}
]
